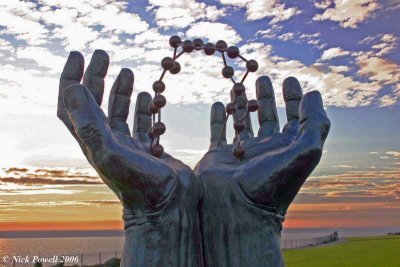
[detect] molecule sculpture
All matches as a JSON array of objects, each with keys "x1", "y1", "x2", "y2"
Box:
[{"x1": 148, "y1": 35, "x2": 259, "y2": 159}]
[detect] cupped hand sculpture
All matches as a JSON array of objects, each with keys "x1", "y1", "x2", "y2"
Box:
[
  {"x1": 194, "y1": 76, "x2": 330, "y2": 267},
  {"x1": 57, "y1": 48, "x2": 330, "y2": 267},
  {"x1": 57, "y1": 50, "x2": 203, "y2": 267}
]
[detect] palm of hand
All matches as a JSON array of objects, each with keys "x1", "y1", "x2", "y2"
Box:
[{"x1": 195, "y1": 76, "x2": 330, "y2": 215}]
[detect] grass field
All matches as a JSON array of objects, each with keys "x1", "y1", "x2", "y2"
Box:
[{"x1": 284, "y1": 235, "x2": 400, "y2": 267}]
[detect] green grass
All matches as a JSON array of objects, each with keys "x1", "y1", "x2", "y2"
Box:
[{"x1": 284, "y1": 235, "x2": 400, "y2": 267}]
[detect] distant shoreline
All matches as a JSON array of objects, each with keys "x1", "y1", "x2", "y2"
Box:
[
  {"x1": 0, "y1": 230, "x2": 125, "y2": 238},
  {"x1": 0, "y1": 227, "x2": 398, "y2": 239}
]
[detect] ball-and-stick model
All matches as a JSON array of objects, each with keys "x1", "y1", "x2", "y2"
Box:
[{"x1": 149, "y1": 35, "x2": 259, "y2": 159}]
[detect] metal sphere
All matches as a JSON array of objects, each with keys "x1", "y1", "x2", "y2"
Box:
[
  {"x1": 216, "y1": 40, "x2": 228, "y2": 52},
  {"x1": 204, "y1": 43, "x2": 216, "y2": 55},
  {"x1": 246, "y1": 59, "x2": 259, "y2": 72},
  {"x1": 153, "y1": 94, "x2": 166, "y2": 109},
  {"x1": 232, "y1": 145, "x2": 245, "y2": 159},
  {"x1": 234, "y1": 120, "x2": 245, "y2": 133},
  {"x1": 153, "y1": 122, "x2": 166, "y2": 135},
  {"x1": 151, "y1": 143, "x2": 164, "y2": 157},
  {"x1": 247, "y1": 99, "x2": 259, "y2": 112},
  {"x1": 182, "y1": 40, "x2": 195, "y2": 53},
  {"x1": 227, "y1": 46, "x2": 239, "y2": 59},
  {"x1": 225, "y1": 103, "x2": 237, "y2": 115},
  {"x1": 222, "y1": 66, "x2": 234, "y2": 78},
  {"x1": 169, "y1": 35, "x2": 181, "y2": 48},
  {"x1": 161, "y1": 57, "x2": 175, "y2": 70},
  {"x1": 148, "y1": 127, "x2": 155, "y2": 140},
  {"x1": 193, "y1": 38, "x2": 204, "y2": 50},
  {"x1": 148, "y1": 102, "x2": 159, "y2": 114},
  {"x1": 170, "y1": 61, "x2": 181, "y2": 74},
  {"x1": 152, "y1": 80, "x2": 165, "y2": 93},
  {"x1": 233, "y1": 83, "x2": 245, "y2": 96}
]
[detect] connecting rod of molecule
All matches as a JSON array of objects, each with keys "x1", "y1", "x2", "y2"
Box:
[{"x1": 148, "y1": 35, "x2": 259, "y2": 159}]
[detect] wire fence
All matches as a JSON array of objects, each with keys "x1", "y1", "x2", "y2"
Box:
[
  {"x1": 281, "y1": 232, "x2": 339, "y2": 250},
  {"x1": 6, "y1": 232, "x2": 339, "y2": 266}
]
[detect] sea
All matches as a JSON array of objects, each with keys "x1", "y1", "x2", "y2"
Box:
[{"x1": 0, "y1": 227, "x2": 398, "y2": 266}]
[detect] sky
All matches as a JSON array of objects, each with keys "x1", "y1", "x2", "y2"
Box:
[{"x1": 0, "y1": 0, "x2": 399, "y2": 231}]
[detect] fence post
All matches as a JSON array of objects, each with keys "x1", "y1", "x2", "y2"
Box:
[
  {"x1": 13, "y1": 259, "x2": 15, "y2": 267},
  {"x1": 116, "y1": 251, "x2": 118, "y2": 258},
  {"x1": 99, "y1": 252, "x2": 101, "y2": 264},
  {"x1": 80, "y1": 254, "x2": 83, "y2": 266}
]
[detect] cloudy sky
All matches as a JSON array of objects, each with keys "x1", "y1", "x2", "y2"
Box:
[{"x1": 0, "y1": 0, "x2": 399, "y2": 231}]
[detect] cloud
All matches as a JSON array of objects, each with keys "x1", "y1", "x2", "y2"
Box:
[
  {"x1": 240, "y1": 42, "x2": 381, "y2": 107},
  {"x1": 379, "y1": 95, "x2": 398, "y2": 107},
  {"x1": 334, "y1": 164, "x2": 355, "y2": 168},
  {"x1": 320, "y1": 47, "x2": 350, "y2": 61},
  {"x1": 314, "y1": 0, "x2": 333, "y2": 9},
  {"x1": 220, "y1": 0, "x2": 301, "y2": 24},
  {"x1": 386, "y1": 151, "x2": 400, "y2": 157},
  {"x1": 256, "y1": 29, "x2": 278, "y2": 39},
  {"x1": 0, "y1": 200, "x2": 120, "y2": 208},
  {"x1": 16, "y1": 46, "x2": 65, "y2": 74},
  {"x1": 257, "y1": 30, "x2": 325, "y2": 49},
  {"x1": 148, "y1": 0, "x2": 225, "y2": 29},
  {"x1": 0, "y1": 1, "x2": 49, "y2": 45},
  {"x1": 278, "y1": 32, "x2": 295, "y2": 41},
  {"x1": 37, "y1": 0, "x2": 149, "y2": 35},
  {"x1": 360, "y1": 33, "x2": 397, "y2": 57},
  {"x1": 0, "y1": 177, "x2": 101, "y2": 185},
  {"x1": 186, "y1": 22, "x2": 242, "y2": 44},
  {"x1": 292, "y1": 168, "x2": 400, "y2": 206},
  {"x1": 356, "y1": 54, "x2": 400, "y2": 86},
  {"x1": 0, "y1": 166, "x2": 101, "y2": 187},
  {"x1": 330, "y1": 65, "x2": 350, "y2": 73},
  {"x1": 313, "y1": 0, "x2": 380, "y2": 28},
  {"x1": 1, "y1": 0, "x2": 148, "y2": 51}
]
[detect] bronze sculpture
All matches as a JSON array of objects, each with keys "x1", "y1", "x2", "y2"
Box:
[{"x1": 57, "y1": 37, "x2": 330, "y2": 267}]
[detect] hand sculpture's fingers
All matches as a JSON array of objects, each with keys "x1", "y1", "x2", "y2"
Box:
[
  {"x1": 236, "y1": 91, "x2": 330, "y2": 210},
  {"x1": 63, "y1": 84, "x2": 113, "y2": 156},
  {"x1": 210, "y1": 102, "x2": 227, "y2": 148},
  {"x1": 58, "y1": 52, "x2": 84, "y2": 126},
  {"x1": 299, "y1": 91, "x2": 330, "y2": 140},
  {"x1": 132, "y1": 92, "x2": 152, "y2": 142},
  {"x1": 108, "y1": 68, "x2": 134, "y2": 136},
  {"x1": 82, "y1": 50, "x2": 109, "y2": 105},
  {"x1": 274, "y1": 91, "x2": 330, "y2": 215},
  {"x1": 57, "y1": 52, "x2": 90, "y2": 155},
  {"x1": 230, "y1": 88, "x2": 253, "y2": 142},
  {"x1": 282, "y1": 77, "x2": 303, "y2": 135},
  {"x1": 256, "y1": 76, "x2": 279, "y2": 137}
]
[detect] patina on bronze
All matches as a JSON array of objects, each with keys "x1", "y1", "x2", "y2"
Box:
[
  {"x1": 57, "y1": 37, "x2": 330, "y2": 267},
  {"x1": 149, "y1": 36, "x2": 260, "y2": 158}
]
